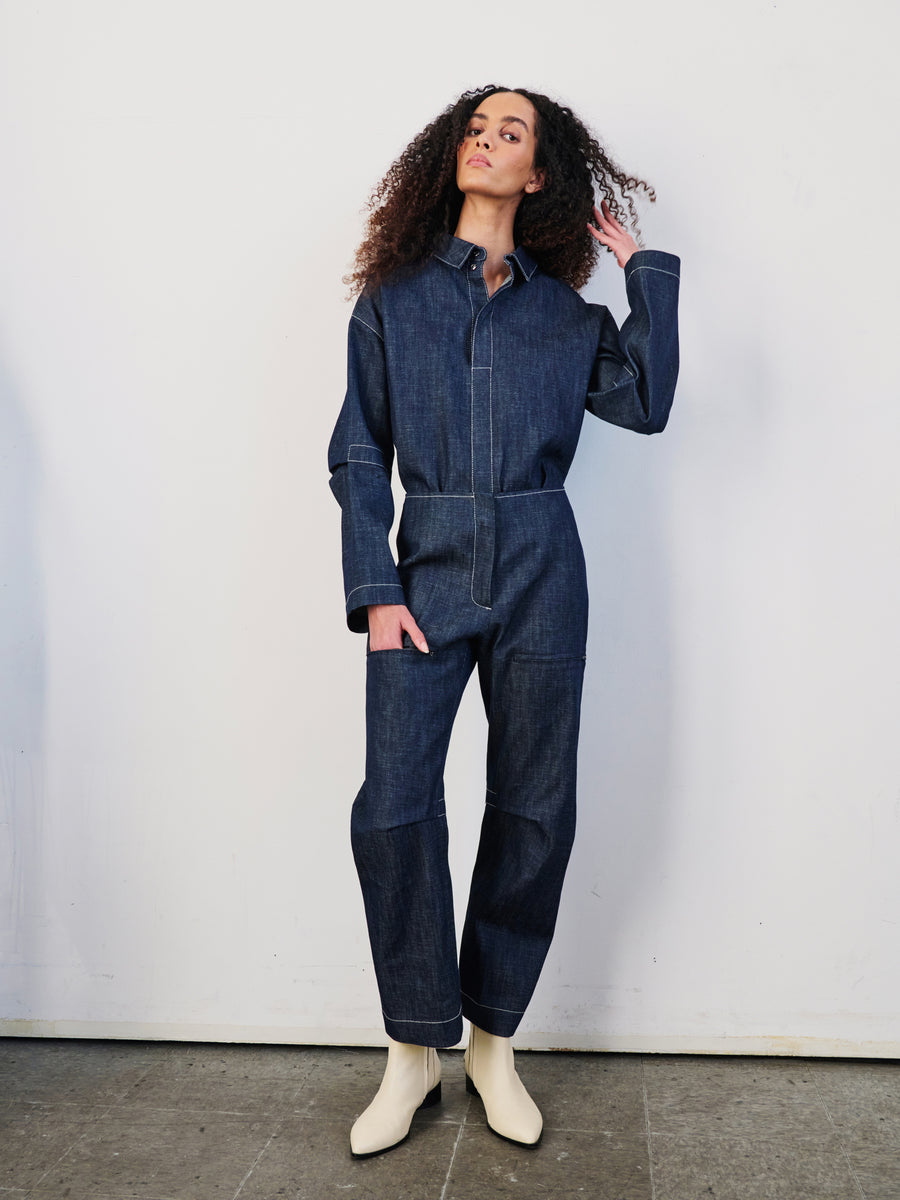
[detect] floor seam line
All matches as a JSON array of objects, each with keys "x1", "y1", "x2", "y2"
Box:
[
  {"x1": 230, "y1": 1120, "x2": 283, "y2": 1200},
  {"x1": 439, "y1": 1119, "x2": 467, "y2": 1200},
  {"x1": 641, "y1": 1056, "x2": 657, "y2": 1200},
  {"x1": 26, "y1": 1101, "x2": 116, "y2": 1194},
  {"x1": 811, "y1": 1071, "x2": 867, "y2": 1200}
]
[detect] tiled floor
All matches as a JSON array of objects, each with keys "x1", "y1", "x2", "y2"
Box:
[{"x1": 1, "y1": 1039, "x2": 898, "y2": 1199}]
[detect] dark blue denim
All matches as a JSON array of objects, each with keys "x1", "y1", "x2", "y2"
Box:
[{"x1": 329, "y1": 234, "x2": 679, "y2": 1045}]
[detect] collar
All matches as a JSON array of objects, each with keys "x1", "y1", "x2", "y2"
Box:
[{"x1": 432, "y1": 233, "x2": 538, "y2": 282}]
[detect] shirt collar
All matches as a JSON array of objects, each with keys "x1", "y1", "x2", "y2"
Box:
[{"x1": 432, "y1": 233, "x2": 538, "y2": 282}]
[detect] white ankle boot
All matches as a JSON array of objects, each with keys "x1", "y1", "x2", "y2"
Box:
[
  {"x1": 464, "y1": 1023, "x2": 543, "y2": 1146},
  {"x1": 350, "y1": 1038, "x2": 441, "y2": 1158}
]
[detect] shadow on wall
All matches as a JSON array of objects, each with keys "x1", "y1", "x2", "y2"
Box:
[
  {"x1": 539, "y1": 412, "x2": 678, "y2": 1038},
  {"x1": 537, "y1": 255, "x2": 776, "y2": 1040},
  {"x1": 0, "y1": 348, "x2": 46, "y2": 990}
]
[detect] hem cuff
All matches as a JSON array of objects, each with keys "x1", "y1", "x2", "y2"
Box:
[
  {"x1": 461, "y1": 993, "x2": 525, "y2": 1039},
  {"x1": 624, "y1": 248, "x2": 681, "y2": 281},
  {"x1": 383, "y1": 1009, "x2": 464, "y2": 1048}
]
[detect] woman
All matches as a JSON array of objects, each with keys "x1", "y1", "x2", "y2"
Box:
[{"x1": 328, "y1": 84, "x2": 680, "y2": 1157}]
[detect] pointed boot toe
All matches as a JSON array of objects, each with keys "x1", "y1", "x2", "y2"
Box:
[
  {"x1": 349, "y1": 1041, "x2": 441, "y2": 1158},
  {"x1": 464, "y1": 1023, "x2": 543, "y2": 1147}
]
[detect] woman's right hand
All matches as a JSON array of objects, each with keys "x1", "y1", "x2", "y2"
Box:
[
  {"x1": 587, "y1": 200, "x2": 639, "y2": 268},
  {"x1": 367, "y1": 604, "x2": 430, "y2": 653}
]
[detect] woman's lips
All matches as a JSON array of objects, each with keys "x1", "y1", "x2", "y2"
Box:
[{"x1": 467, "y1": 154, "x2": 491, "y2": 167}]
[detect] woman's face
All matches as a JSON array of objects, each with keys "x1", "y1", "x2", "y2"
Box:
[{"x1": 456, "y1": 92, "x2": 543, "y2": 202}]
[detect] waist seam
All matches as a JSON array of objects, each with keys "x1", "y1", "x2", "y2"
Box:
[{"x1": 404, "y1": 488, "x2": 566, "y2": 500}]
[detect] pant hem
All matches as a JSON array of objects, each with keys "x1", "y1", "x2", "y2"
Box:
[
  {"x1": 461, "y1": 993, "x2": 525, "y2": 1038},
  {"x1": 383, "y1": 1011, "x2": 464, "y2": 1048}
]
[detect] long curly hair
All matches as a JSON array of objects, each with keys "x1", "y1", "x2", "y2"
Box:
[{"x1": 346, "y1": 85, "x2": 655, "y2": 295}]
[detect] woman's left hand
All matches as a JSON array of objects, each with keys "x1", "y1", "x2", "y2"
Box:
[{"x1": 588, "y1": 200, "x2": 639, "y2": 268}]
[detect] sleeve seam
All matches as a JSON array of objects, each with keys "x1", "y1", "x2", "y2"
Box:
[
  {"x1": 351, "y1": 313, "x2": 385, "y2": 341},
  {"x1": 591, "y1": 364, "x2": 637, "y2": 395}
]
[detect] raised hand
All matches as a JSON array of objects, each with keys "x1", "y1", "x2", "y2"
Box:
[{"x1": 587, "y1": 200, "x2": 639, "y2": 268}]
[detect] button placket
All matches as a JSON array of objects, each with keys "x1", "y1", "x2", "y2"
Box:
[{"x1": 468, "y1": 262, "x2": 495, "y2": 610}]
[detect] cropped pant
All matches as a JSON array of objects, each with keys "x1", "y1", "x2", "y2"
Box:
[{"x1": 350, "y1": 490, "x2": 588, "y2": 1046}]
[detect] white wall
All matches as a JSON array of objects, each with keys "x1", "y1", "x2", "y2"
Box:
[{"x1": 1, "y1": 0, "x2": 898, "y2": 1055}]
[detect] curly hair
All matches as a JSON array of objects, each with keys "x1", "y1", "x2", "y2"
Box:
[{"x1": 346, "y1": 85, "x2": 655, "y2": 295}]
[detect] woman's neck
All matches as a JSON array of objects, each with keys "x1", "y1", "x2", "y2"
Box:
[{"x1": 454, "y1": 195, "x2": 520, "y2": 294}]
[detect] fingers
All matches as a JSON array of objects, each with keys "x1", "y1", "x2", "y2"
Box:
[
  {"x1": 367, "y1": 603, "x2": 430, "y2": 653},
  {"x1": 599, "y1": 199, "x2": 625, "y2": 229},
  {"x1": 587, "y1": 201, "x2": 638, "y2": 269},
  {"x1": 588, "y1": 202, "x2": 618, "y2": 247},
  {"x1": 400, "y1": 612, "x2": 430, "y2": 654},
  {"x1": 592, "y1": 201, "x2": 628, "y2": 238}
]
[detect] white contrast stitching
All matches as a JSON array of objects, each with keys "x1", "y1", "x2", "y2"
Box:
[
  {"x1": 382, "y1": 1005, "x2": 463, "y2": 1024},
  {"x1": 467, "y1": 275, "x2": 492, "y2": 610},
  {"x1": 470, "y1": 496, "x2": 491, "y2": 610},
  {"x1": 627, "y1": 265, "x2": 680, "y2": 281},
  {"x1": 405, "y1": 489, "x2": 565, "y2": 500},
  {"x1": 488, "y1": 305, "x2": 494, "y2": 494},
  {"x1": 350, "y1": 313, "x2": 384, "y2": 340},
  {"x1": 495, "y1": 487, "x2": 565, "y2": 499},
  {"x1": 592, "y1": 369, "x2": 637, "y2": 398},
  {"x1": 347, "y1": 443, "x2": 386, "y2": 468},
  {"x1": 460, "y1": 990, "x2": 525, "y2": 1014},
  {"x1": 466, "y1": 273, "x2": 476, "y2": 496},
  {"x1": 346, "y1": 583, "x2": 403, "y2": 601}
]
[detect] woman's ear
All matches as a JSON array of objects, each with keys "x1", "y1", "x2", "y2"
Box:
[{"x1": 525, "y1": 169, "x2": 545, "y2": 194}]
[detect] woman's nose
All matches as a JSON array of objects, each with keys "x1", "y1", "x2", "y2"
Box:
[{"x1": 477, "y1": 135, "x2": 490, "y2": 149}]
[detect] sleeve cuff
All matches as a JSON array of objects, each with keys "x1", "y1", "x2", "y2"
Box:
[
  {"x1": 346, "y1": 582, "x2": 408, "y2": 633},
  {"x1": 624, "y1": 249, "x2": 681, "y2": 282}
]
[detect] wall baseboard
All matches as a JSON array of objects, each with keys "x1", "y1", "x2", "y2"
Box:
[{"x1": 1, "y1": 1019, "x2": 897, "y2": 1059}]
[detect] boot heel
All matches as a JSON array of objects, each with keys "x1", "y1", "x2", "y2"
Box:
[
  {"x1": 465, "y1": 1074, "x2": 479, "y2": 1097},
  {"x1": 420, "y1": 1080, "x2": 442, "y2": 1109}
]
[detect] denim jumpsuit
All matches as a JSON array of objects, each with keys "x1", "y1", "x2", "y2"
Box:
[{"x1": 328, "y1": 233, "x2": 680, "y2": 1047}]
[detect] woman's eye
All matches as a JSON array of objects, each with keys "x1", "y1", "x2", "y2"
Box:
[
  {"x1": 466, "y1": 127, "x2": 481, "y2": 137},
  {"x1": 502, "y1": 132, "x2": 519, "y2": 142}
]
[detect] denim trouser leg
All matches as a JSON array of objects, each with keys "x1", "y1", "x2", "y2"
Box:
[
  {"x1": 352, "y1": 489, "x2": 590, "y2": 1045},
  {"x1": 351, "y1": 640, "x2": 475, "y2": 1047},
  {"x1": 458, "y1": 651, "x2": 585, "y2": 1037}
]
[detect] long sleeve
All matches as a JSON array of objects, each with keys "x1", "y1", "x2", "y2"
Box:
[
  {"x1": 328, "y1": 292, "x2": 406, "y2": 632},
  {"x1": 586, "y1": 249, "x2": 680, "y2": 434}
]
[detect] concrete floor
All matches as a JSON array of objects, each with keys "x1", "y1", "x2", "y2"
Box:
[{"x1": 0, "y1": 1039, "x2": 898, "y2": 1199}]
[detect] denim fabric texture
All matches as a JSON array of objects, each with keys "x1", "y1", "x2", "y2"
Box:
[{"x1": 329, "y1": 234, "x2": 680, "y2": 1046}]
